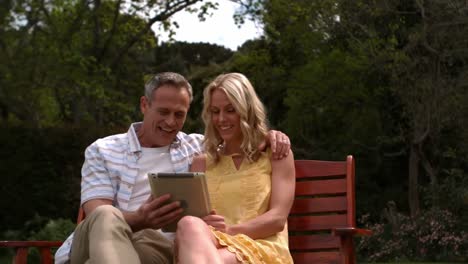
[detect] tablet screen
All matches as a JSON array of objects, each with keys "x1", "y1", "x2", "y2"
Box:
[{"x1": 147, "y1": 172, "x2": 211, "y2": 232}]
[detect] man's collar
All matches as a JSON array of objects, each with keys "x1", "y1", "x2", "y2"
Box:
[
  {"x1": 128, "y1": 122, "x2": 143, "y2": 153},
  {"x1": 127, "y1": 122, "x2": 181, "y2": 152}
]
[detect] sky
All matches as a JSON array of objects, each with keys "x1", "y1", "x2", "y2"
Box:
[{"x1": 155, "y1": 0, "x2": 263, "y2": 50}]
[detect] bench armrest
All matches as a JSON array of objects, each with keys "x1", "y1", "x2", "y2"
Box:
[
  {"x1": 0, "y1": 241, "x2": 63, "y2": 264},
  {"x1": 332, "y1": 227, "x2": 372, "y2": 237}
]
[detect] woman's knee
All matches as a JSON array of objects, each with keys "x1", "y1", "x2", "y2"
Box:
[
  {"x1": 176, "y1": 216, "x2": 212, "y2": 242},
  {"x1": 219, "y1": 248, "x2": 239, "y2": 264}
]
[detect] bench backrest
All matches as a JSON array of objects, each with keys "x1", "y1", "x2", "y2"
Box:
[
  {"x1": 289, "y1": 156, "x2": 356, "y2": 264},
  {"x1": 2, "y1": 156, "x2": 361, "y2": 264}
]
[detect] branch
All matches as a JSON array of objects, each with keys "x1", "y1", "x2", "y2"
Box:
[
  {"x1": 433, "y1": 19, "x2": 468, "y2": 28},
  {"x1": 110, "y1": 0, "x2": 203, "y2": 68},
  {"x1": 0, "y1": 33, "x2": 10, "y2": 61},
  {"x1": 381, "y1": 0, "x2": 418, "y2": 15},
  {"x1": 382, "y1": 149, "x2": 407, "y2": 157},
  {"x1": 64, "y1": 0, "x2": 92, "y2": 48},
  {"x1": 412, "y1": 123, "x2": 430, "y2": 145},
  {"x1": 418, "y1": 144, "x2": 438, "y2": 186},
  {"x1": 97, "y1": 0, "x2": 123, "y2": 63},
  {"x1": 12, "y1": 9, "x2": 41, "y2": 58},
  {"x1": 415, "y1": 0, "x2": 439, "y2": 55},
  {"x1": 39, "y1": 0, "x2": 52, "y2": 26},
  {"x1": 227, "y1": 0, "x2": 252, "y2": 9},
  {"x1": 347, "y1": 22, "x2": 378, "y2": 58},
  {"x1": 92, "y1": 0, "x2": 102, "y2": 57}
]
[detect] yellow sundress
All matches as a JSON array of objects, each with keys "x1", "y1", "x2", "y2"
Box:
[{"x1": 205, "y1": 151, "x2": 293, "y2": 264}]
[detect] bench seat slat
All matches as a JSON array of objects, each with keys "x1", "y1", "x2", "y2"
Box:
[
  {"x1": 289, "y1": 234, "x2": 340, "y2": 250},
  {"x1": 290, "y1": 196, "x2": 348, "y2": 214},
  {"x1": 295, "y1": 179, "x2": 347, "y2": 196},
  {"x1": 295, "y1": 160, "x2": 346, "y2": 178},
  {"x1": 288, "y1": 214, "x2": 348, "y2": 231},
  {"x1": 292, "y1": 251, "x2": 341, "y2": 264}
]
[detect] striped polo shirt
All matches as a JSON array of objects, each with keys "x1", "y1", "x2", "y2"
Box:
[{"x1": 55, "y1": 122, "x2": 204, "y2": 264}]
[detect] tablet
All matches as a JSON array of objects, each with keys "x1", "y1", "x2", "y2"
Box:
[{"x1": 147, "y1": 172, "x2": 212, "y2": 232}]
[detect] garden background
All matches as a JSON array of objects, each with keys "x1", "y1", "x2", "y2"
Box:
[{"x1": 0, "y1": 0, "x2": 467, "y2": 262}]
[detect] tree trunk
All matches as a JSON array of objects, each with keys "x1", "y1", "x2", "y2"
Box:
[
  {"x1": 408, "y1": 144, "x2": 420, "y2": 217},
  {"x1": 420, "y1": 150, "x2": 439, "y2": 208},
  {"x1": 0, "y1": 101, "x2": 8, "y2": 121}
]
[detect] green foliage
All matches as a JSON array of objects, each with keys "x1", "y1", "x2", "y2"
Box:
[
  {"x1": 232, "y1": 0, "x2": 468, "y2": 227},
  {"x1": 153, "y1": 41, "x2": 233, "y2": 77},
  {"x1": 28, "y1": 218, "x2": 75, "y2": 263},
  {"x1": 1, "y1": 215, "x2": 75, "y2": 241},
  {"x1": 0, "y1": 124, "x2": 119, "y2": 230},
  {"x1": 29, "y1": 218, "x2": 76, "y2": 241},
  {"x1": 339, "y1": 0, "x2": 468, "y2": 216},
  {"x1": 0, "y1": 0, "x2": 219, "y2": 127},
  {"x1": 1, "y1": 0, "x2": 468, "y2": 262},
  {"x1": 284, "y1": 48, "x2": 382, "y2": 159},
  {"x1": 421, "y1": 161, "x2": 468, "y2": 230},
  {"x1": 228, "y1": 39, "x2": 287, "y2": 126},
  {"x1": 149, "y1": 41, "x2": 235, "y2": 133},
  {"x1": 357, "y1": 208, "x2": 468, "y2": 262},
  {"x1": 0, "y1": 39, "x2": 238, "y2": 232},
  {"x1": 0, "y1": 216, "x2": 75, "y2": 263}
]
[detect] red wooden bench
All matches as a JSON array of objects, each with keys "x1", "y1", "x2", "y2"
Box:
[
  {"x1": 1, "y1": 156, "x2": 370, "y2": 263},
  {"x1": 289, "y1": 156, "x2": 371, "y2": 264}
]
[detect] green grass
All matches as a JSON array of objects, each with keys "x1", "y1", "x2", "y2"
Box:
[{"x1": 0, "y1": 254, "x2": 12, "y2": 263}]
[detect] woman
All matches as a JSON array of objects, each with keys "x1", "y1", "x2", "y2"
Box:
[{"x1": 175, "y1": 73, "x2": 295, "y2": 264}]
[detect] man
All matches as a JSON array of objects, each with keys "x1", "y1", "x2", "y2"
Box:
[{"x1": 55, "y1": 72, "x2": 290, "y2": 264}]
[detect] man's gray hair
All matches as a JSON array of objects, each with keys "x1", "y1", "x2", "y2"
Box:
[{"x1": 144, "y1": 72, "x2": 193, "y2": 103}]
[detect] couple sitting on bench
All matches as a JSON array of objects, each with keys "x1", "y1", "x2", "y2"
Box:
[{"x1": 55, "y1": 72, "x2": 295, "y2": 264}]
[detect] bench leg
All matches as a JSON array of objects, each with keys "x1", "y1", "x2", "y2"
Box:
[
  {"x1": 39, "y1": 247, "x2": 54, "y2": 264},
  {"x1": 340, "y1": 236, "x2": 356, "y2": 264},
  {"x1": 14, "y1": 247, "x2": 28, "y2": 264}
]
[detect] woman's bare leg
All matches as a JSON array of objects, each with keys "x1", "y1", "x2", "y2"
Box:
[
  {"x1": 175, "y1": 216, "x2": 222, "y2": 264},
  {"x1": 218, "y1": 248, "x2": 239, "y2": 264}
]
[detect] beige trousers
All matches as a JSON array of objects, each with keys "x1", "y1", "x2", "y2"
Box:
[{"x1": 70, "y1": 205, "x2": 173, "y2": 264}]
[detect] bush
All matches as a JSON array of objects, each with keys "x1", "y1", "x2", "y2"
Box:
[
  {"x1": 0, "y1": 216, "x2": 75, "y2": 263},
  {"x1": 28, "y1": 218, "x2": 76, "y2": 263},
  {"x1": 28, "y1": 218, "x2": 76, "y2": 241},
  {"x1": 0, "y1": 124, "x2": 120, "y2": 230},
  {"x1": 357, "y1": 207, "x2": 468, "y2": 262}
]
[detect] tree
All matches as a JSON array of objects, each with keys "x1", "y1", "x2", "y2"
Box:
[
  {"x1": 0, "y1": 0, "x2": 224, "y2": 127},
  {"x1": 228, "y1": 0, "x2": 342, "y2": 128},
  {"x1": 230, "y1": 0, "x2": 468, "y2": 217},
  {"x1": 336, "y1": 0, "x2": 468, "y2": 216}
]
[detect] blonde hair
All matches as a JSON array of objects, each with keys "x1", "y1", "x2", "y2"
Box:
[{"x1": 202, "y1": 73, "x2": 269, "y2": 164}]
